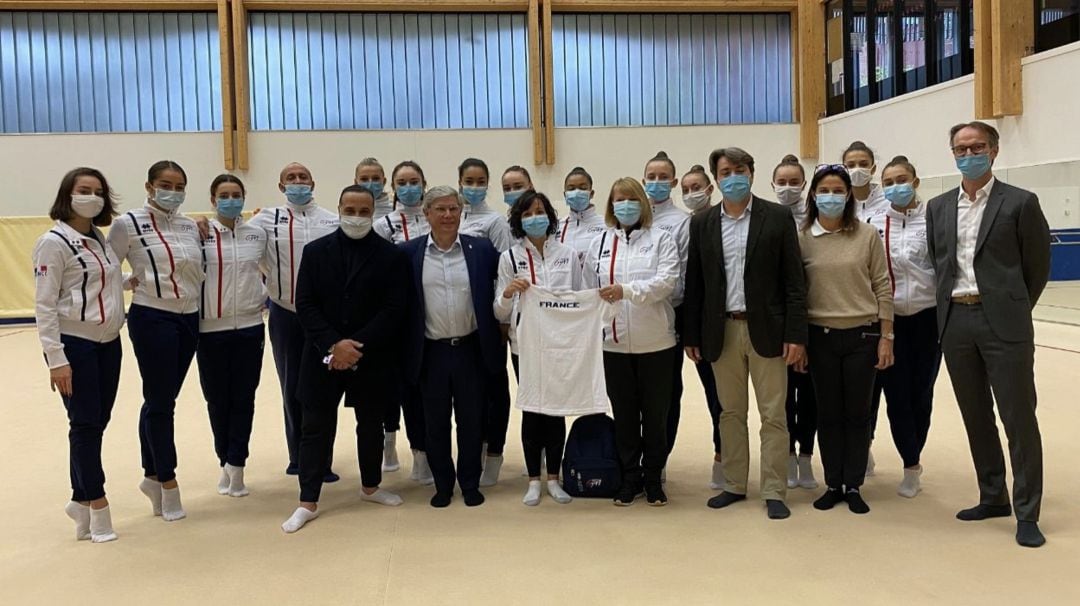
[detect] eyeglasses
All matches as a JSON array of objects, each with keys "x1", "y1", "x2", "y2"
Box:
[
  {"x1": 429, "y1": 205, "x2": 461, "y2": 215},
  {"x1": 814, "y1": 164, "x2": 848, "y2": 175},
  {"x1": 951, "y1": 143, "x2": 990, "y2": 157}
]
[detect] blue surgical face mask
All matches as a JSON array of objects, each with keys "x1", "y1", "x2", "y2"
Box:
[
  {"x1": 955, "y1": 154, "x2": 992, "y2": 180},
  {"x1": 521, "y1": 215, "x2": 550, "y2": 238},
  {"x1": 815, "y1": 193, "x2": 848, "y2": 219},
  {"x1": 613, "y1": 199, "x2": 642, "y2": 226},
  {"x1": 461, "y1": 186, "x2": 488, "y2": 206},
  {"x1": 883, "y1": 183, "x2": 916, "y2": 209},
  {"x1": 216, "y1": 198, "x2": 244, "y2": 219},
  {"x1": 720, "y1": 174, "x2": 752, "y2": 202},
  {"x1": 358, "y1": 180, "x2": 384, "y2": 199},
  {"x1": 396, "y1": 184, "x2": 423, "y2": 207},
  {"x1": 284, "y1": 184, "x2": 313, "y2": 205},
  {"x1": 154, "y1": 189, "x2": 186, "y2": 211},
  {"x1": 504, "y1": 189, "x2": 527, "y2": 206},
  {"x1": 644, "y1": 180, "x2": 673, "y2": 202},
  {"x1": 565, "y1": 189, "x2": 591, "y2": 212}
]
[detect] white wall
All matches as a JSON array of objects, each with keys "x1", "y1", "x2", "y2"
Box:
[
  {"x1": 0, "y1": 124, "x2": 800, "y2": 218},
  {"x1": 818, "y1": 40, "x2": 1080, "y2": 229}
]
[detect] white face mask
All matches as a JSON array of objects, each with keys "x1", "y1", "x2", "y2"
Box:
[
  {"x1": 682, "y1": 189, "x2": 711, "y2": 211},
  {"x1": 340, "y1": 215, "x2": 373, "y2": 239},
  {"x1": 71, "y1": 194, "x2": 105, "y2": 219},
  {"x1": 848, "y1": 167, "x2": 873, "y2": 187},
  {"x1": 773, "y1": 185, "x2": 803, "y2": 206}
]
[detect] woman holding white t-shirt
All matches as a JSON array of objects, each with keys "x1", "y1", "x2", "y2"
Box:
[{"x1": 495, "y1": 191, "x2": 583, "y2": 506}]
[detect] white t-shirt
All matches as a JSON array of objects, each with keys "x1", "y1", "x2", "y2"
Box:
[{"x1": 514, "y1": 286, "x2": 616, "y2": 417}]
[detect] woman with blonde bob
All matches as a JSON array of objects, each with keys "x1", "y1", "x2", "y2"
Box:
[{"x1": 583, "y1": 178, "x2": 681, "y2": 507}]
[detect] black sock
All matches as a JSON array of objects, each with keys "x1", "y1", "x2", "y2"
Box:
[
  {"x1": 956, "y1": 503, "x2": 1012, "y2": 521},
  {"x1": 813, "y1": 488, "x2": 845, "y2": 511},
  {"x1": 706, "y1": 491, "x2": 747, "y2": 509},
  {"x1": 430, "y1": 492, "x2": 452, "y2": 508},
  {"x1": 845, "y1": 489, "x2": 870, "y2": 514},
  {"x1": 766, "y1": 499, "x2": 790, "y2": 520},
  {"x1": 463, "y1": 489, "x2": 485, "y2": 507},
  {"x1": 1016, "y1": 521, "x2": 1046, "y2": 548}
]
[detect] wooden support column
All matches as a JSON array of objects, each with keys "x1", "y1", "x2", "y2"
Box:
[
  {"x1": 231, "y1": 0, "x2": 249, "y2": 169},
  {"x1": 797, "y1": 0, "x2": 824, "y2": 159},
  {"x1": 542, "y1": 0, "x2": 555, "y2": 165},
  {"x1": 217, "y1": 0, "x2": 235, "y2": 170},
  {"x1": 990, "y1": 0, "x2": 1028, "y2": 117},
  {"x1": 973, "y1": 0, "x2": 994, "y2": 119},
  {"x1": 528, "y1": 0, "x2": 544, "y2": 165}
]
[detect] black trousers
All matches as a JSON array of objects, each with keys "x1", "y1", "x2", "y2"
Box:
[
  {"x1": 671, "y1": 305, "x2": 722, "y2": 455},
  {"x1": 482, "y1": 343, "x2": 512, "y2": 455},
  {"x1": 511, "y1": 354, "x2": 567, "y2": 478},
  {"x1": 421, "y1": 335, "x2": 486, "y2": 495},
  {"x1": 785, "y1": 366, "x2": 817, "y2": 455},
  {"x1": 59, "y1": 335, "x2": 122, "y2": 502},
  {"x1": 869, "y1": 376, "x2": 885, "y2": 441},
  {"x1": 381, "y1": 380, "x2": 426, "y2": 452},
  {"x1": 807, "y1": 324, "x2": 879, "y2": 490},
  {"x1": 880, "y1": 308, "x2": 941, "y2": 468},
  {"x1": 269, "y1": 302, "x2": 333, "y2": 471},
  {"x1": 127, "y1": 304, "x2": 199, "y2": 483},
  {"x1": 298, "y1": 388, "x2": 383, "y2": 503},
  {"x1": 197, "y1": 325, "x2": 264, "y2": 467},
  {"x1": 941, "y1": 303, "x2": 1042, "y2": 522},
  {"x1": 604, "y1": 347, "x2": 675, "y2": 487}
]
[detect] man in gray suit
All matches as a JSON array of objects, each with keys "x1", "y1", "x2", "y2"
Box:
[{"x1": 926, "y1": 121, "x2": 1051, "y2": 548}]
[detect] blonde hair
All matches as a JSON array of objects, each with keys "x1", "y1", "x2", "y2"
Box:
[
  {"x1": 354, "y1": 157, "x2": 385, "y2": 178},
  {"x1": 604, "y1": 177, "x2": 653, "y2": 228}
]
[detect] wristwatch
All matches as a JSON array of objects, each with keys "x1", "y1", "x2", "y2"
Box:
[{"x1": 882, "y1": 332, "x2": 895, "y2": 341}]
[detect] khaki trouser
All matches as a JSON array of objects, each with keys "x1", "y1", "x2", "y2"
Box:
[{"x1": 711, "y1": 319, "x2": 789, "y2": 501}]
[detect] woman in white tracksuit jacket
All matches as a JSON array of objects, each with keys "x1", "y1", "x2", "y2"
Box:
[
  {"x1": 583, "y1": 177, "x2": 680, "y2": 507},
  {"x1": 33, "y1": 167, "x2": 126, "y2": 543},
  {"x1": 494, "y1": 191, "x2": 583, "y2": 507},
  {"x1": 196, "y1": 174, "x2": 268, "y2": 498},
  {"x1": 108, "y1": 160, "x2": 204, "y2": 523}
]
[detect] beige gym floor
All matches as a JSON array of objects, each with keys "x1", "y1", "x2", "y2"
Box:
[{"x1": 3, "y1": 285, "x2": 1080, "y2": 605}]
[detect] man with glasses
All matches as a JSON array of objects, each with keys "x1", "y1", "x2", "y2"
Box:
[
  {"x1": 926, "y1": 121, "x2": 1051, "y2": 548},
  {"x1": 402, "y1": 186, "x2": 502, "y2": 508}
]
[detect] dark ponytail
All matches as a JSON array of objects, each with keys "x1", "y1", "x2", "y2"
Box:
[
  {"x1": 772, "y1": 154, "x2": 806, "y2": 180},
  {"x1": 645, "y1": 150, "x2": 676, "y2": 176}
]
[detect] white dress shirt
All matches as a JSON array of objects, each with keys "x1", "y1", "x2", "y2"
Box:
[
  {"x1": 952, "y1": 177, "x2": 996, "y2": 297},
  {"x1": 422, "y1": 236, "x2": 477, "y2": 339},
  {"x1": 721, "y1": 199, "x2": 753, "y2": 312}
]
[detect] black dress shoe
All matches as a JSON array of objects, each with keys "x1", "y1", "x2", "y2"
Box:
[{"x1": 956, "y1": 504, "x2": 1012, "y2": 521}]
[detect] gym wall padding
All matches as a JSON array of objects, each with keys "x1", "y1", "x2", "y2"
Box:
[{"x1": 0, "y1": 216, "x2": 54, "y2": 321}]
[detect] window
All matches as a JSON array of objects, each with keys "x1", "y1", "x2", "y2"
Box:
[
  {"x1": 0, "y1": 11, "x2": 222, "y2": 134},
  {"x1": 825, "y1": 0, "x2": 973, "y2": 115},
  {"x1": 247, "y1": 12, "x2": 529, "y2": 131},
  {"x1": 1036, "y1": 0, "x2": 1080, "y2": 53},
  {"x1": 551, "y1": 13, "x2": 793, "y2": 127}
]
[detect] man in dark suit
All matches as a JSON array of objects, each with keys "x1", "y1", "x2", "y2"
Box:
[
  {"x1": 683, "y1": 147, "x2": 808, "y2": 520},
  {"x1": 280, "y1": 185, "x2": 409, "y2": 534},
  {"x1": 926, "y1": 121, "x2": 1051, "y2": 548},
  {"x1": 402, "y1": 185, "x2": 502, "y2": 508}
]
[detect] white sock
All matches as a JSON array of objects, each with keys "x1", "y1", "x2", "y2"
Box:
[
  {"x1": 661, "y1": 467, "x2": 667, "y2": 484},
  {"x1": 866, "y1": 448, "x2": 876, "y2": 477},
  {"x1": 787, "y1": 455, "x2": 799, "y2": 489},
  {"x1": 89, "y1": 506, "x2": 118, "y2": 543},
  {"x1": 382, "y1": 432, "x2": 400, "y2": 472},
  {"x1": 709, "y1": 460, "x2": 724, "y2": 490},
  {"x1": 523, "y1": 480, "x2": 542, "y2": 506},
  {"x1": 798, "y1": 455, "x2": 819, "y2": 489},
  {"x1": 409, "y1": 449, "x2": 420, "y2": 481},
  {"x1": 217, "y1": 467, "x2": 230, "y2": 495},
  {"x1": 138, "y1": 478, "x2": 162, "y2": 516},
  {"x1": 226, "y1": 463, "x2": 249, "y2": 497},
  {"x1": 160, "y1": 486, "x2": 186, "y2": 522},
  {"x1": 546, "y1": 480, "x2": 572, "y2": 504},
  {"x1": 413, "y1": 451, "x2": 434, "y2": 485},
  {"x1": 360, "y1": 488, "x2": 403, "y2": 507},
  {"x1": 282, "y1": 507, "x2": 319, "y2": 533},
  {"x1": 479, "y1": 455, "x2": 503, "y2": 487},
  {"x1": 65, "y1": 501, "x2": 90, "y2": 541},
  {"x1": 898, "y1": 465, "x2": 923, "y2": 498}
]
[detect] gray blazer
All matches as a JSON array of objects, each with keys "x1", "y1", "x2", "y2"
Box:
[{"x1": 925, "y1": 179, "x2": 1051, "y2": 343}]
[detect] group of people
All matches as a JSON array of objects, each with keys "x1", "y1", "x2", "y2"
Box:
[{"x1": 33, "y1": 120, "x2": 1050, "y2": 547}]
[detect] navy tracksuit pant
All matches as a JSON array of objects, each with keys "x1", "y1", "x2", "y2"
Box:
[
  {"x1": 197, "y1": 325, "x2": 264, "y2": 467},
  {"x1": 127, "y1": 304, "x2": 199, "y2": 483},
  {"x1": 59, "y1": 335, "x2": 122, "y2": 502}
]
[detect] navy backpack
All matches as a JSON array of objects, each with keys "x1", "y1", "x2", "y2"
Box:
[{"x1": 561, "y1": 414, "x2": 622, "y2": 498}]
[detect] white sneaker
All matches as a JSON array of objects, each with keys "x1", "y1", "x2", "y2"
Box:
[
  {"x1": 382, "y1": 431, "x2": 400, "y2": 472},
  {"x1": 798, "y1": 454, "x2": 819, "y2": 489},
  {"x1": 709, "y1": 460, "x2": 724, "y2": 490},
  {"x1": 898, "y1": 465, "x2": 922, "y2": 498},
  {"x1": 786, "y1": 455, "x2": 799, "y2": 489}
]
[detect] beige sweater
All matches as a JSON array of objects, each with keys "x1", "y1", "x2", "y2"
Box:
[{"x1": 799, "y1": 221, "x2": 894, "y2": 329}]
